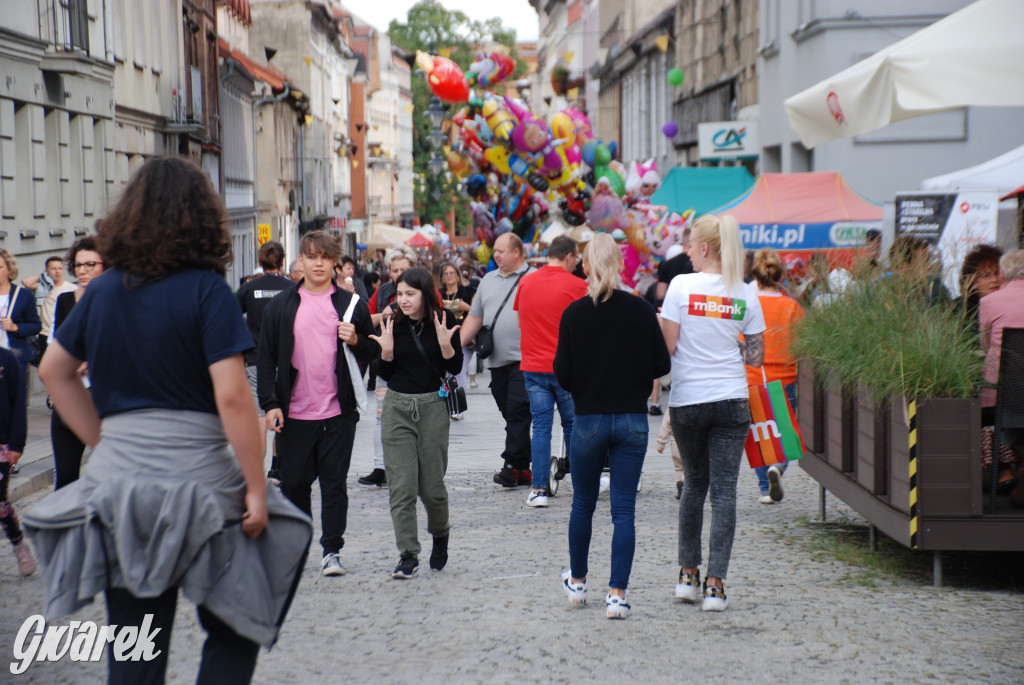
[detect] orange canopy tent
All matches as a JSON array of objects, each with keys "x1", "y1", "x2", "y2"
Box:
[
  {"x1": 712, "y1": 171, "x2": 883, "y2": 273},
  {"x1": 713, "y1": 171, "x2": 882, "y2": 251}
]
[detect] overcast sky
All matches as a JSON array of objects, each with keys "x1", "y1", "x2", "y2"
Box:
[{"x1": 347, "y1": 0, "x2": 540, "y2": 41}]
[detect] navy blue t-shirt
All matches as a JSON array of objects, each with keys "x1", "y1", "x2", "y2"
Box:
[{"x1": 56, "y1": 269, "x2": 253, "y2": 417}]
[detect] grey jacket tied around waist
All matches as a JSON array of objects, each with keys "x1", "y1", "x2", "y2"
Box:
[{"x1": 23, "y1": 409, "x2": 313, "y2": 647}]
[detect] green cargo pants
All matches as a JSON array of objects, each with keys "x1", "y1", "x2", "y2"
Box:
[{"x1": 381, "y1": 389, "x2": 451, "y2": 558}]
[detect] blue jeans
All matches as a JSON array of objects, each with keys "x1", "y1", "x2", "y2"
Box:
[
  {"x1": 671, "y1": 398, "x2": 750, "y2": 580},
  {"x1": 754, "y1": 382, "x2": 797, "y2": 494},
  {"x1": 523, "y1": 371, "x2": 575, "y2": 490},
  {"x1": 568, "y1": 413, "x2": 648, "y2": 590}
]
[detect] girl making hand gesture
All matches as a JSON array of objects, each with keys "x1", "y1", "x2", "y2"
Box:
[{"x1": 371, "y1": 267, "x2": 463, "y2": 580}]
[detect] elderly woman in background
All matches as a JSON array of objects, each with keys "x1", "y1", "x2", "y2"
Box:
[
  {"x1": 439, "y1": 262, "x2": 476, "y2": 392},
  {"x1": 48, "y1": 237, "x2": 104, "y2": 489},
  {"x1": 0, "y1": 249, "x2": 42, "y2": 379},
  {"x1": 979, "y1": 249, "x2": 1024, "y2": 505}
]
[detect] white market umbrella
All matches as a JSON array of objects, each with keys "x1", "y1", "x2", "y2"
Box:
[{"x1": 784, "y1": 0, "x2": 1024, "y2": 149}]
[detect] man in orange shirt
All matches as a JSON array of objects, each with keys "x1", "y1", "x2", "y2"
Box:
[{"x1": 514, "y1": 235, "x2": 589, "y2": 507}]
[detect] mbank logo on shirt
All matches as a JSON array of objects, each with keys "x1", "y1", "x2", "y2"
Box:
[{"x1": 688, "y1": 294, "x2": 746, "y2": 320}]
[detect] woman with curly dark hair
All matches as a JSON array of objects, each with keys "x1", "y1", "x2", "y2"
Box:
[
  {"x1": 959, "y1": 244, "x2": 1004, "y2": 330},
  {"x1": 30, "y1": 157, "x2": 312, "y2": 685}
]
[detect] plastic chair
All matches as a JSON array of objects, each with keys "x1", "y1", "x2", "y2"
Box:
[{"x1": 990, "y1": 327, "x2": 1024, "y2": 513}]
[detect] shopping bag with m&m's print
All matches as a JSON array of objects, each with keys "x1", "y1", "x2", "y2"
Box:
[{"x1": 744, "y1": 378, "x2": 806, "y2": 469}]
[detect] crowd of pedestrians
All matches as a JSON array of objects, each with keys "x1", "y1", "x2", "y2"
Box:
[{"x1": 11, "y1": 154, "x2": 1024, "y2": 683}]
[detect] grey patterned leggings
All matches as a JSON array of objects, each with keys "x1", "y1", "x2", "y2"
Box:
[{"x1": 670, "y1": 399, "x2": 750, "y2": 580}]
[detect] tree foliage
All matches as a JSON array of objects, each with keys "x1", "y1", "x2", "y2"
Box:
[{"x1": 388, "y1": 0, "x2": 525, "y2": 234}]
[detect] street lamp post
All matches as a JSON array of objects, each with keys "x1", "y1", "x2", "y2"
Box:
[{"x1": 425, "y1": 96, "x2": 449, "y2": 216}]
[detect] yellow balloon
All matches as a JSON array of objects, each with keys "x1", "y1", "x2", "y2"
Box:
[
  {"x1": 484, "y1": 146, "x2": 512, "y2": 174},
  {"x1": 550, "y1": 112, "x2": 576, "y2": 143},
  {"x1": 476, "y1": 243, "x2": 493, "y2": 263}
]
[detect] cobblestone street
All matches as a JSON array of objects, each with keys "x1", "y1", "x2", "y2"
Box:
[{"x1": 2, "y1": 376, "x2": 1022, "y2": 683}]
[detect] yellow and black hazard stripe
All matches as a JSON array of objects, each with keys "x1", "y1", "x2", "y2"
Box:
[{"x1": 908, "y1": 399, "x2": 918, "y2": 549}]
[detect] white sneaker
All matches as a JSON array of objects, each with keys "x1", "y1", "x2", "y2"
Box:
[
  {"x1": 606, "y1": 593, "x2": 631, "y2": 619},
  {"x1": 561, "y1": 570, "x2": 587, "y2": 605},
  {"x1": 759, "y1": 495, "x2": 774, "y2": 504},
  {"x1": 701, "y1": 583, "x2": 728, "y2": 612},
  {"x1": 526, "y1": 490, "x2": 549, "y2": 507},
  {"x1": 675, "y1": 570, "x2": 701, "y2": 602},
  {"x1": 599, "y1": 474, "x2": 610, "y2": 494},
  {"x1": 320, "y1": 553, "x2": 346, "y2": 577},
  {"x1": 767, "y1": 465, "x2": 784, "y2": 502}
]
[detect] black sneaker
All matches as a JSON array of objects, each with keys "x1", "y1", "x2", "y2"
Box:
[
  {"x1": 429, "y1": 533, "x2": 449, "y2": 571},
  {"x1": 493, "y1": 465, "x2": 519, "y2": 488},
  {"x1": 266, "y1": 468, "x2": 281, "y2": 485},
  {"x1": 516, "y1": 468, "x2": 533, "y2": 486},
  {"x1": 553, "y1": 457, "x2": 570, "y2": 481},
  {"x1": 648, "y1": 404, "x2": 663, "y2": 416},
  {"x1": 392, "y1": 553, "x2": 418, "y2": 579},
  {"x1": 358, "y1": 468, "x2": 387, "y2": 486}
]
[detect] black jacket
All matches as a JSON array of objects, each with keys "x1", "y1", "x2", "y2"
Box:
[
  {"x1": 256, "y1": 282, "x2": 380, "y2": 419},
  {"x1": 554, "y1": 289, "x2": 671, "y2": 415}
]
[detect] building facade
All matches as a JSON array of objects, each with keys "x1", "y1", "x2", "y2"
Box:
[
  {"x1": 596, "y1": 3, "x2": 677, "y2": 170},
  {"x1": 759, "y1": 0, "x2": 1024, "y2": 217},
  {"x1": 250, "y1": 0, "x2": 352, "y2": 233}
]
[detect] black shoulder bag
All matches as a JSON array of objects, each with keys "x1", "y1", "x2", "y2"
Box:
[
  {"x1": 408, "y1": 321, "x2": 468, "y2": 419},
  {"x1": 476, "y1": 267, "x2": 529, "y2": 360}
]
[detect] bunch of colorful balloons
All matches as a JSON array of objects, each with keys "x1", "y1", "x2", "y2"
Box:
[{"x1": 416, "y1": 50, "x2": 692, "y2": 278}]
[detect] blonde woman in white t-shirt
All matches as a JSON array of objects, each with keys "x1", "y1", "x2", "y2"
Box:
[{"x1": 659, "y1": 214, "x2": 766, "y2": 612}]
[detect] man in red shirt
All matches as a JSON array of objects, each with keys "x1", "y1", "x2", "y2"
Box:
[{"x1": 514, "y1": 235, "x2": 588, "y2": 507}]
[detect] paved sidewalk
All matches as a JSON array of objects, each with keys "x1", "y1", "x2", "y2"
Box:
[{"x1": 2, "y1": 373, "x2": 1022, "y2": 683}]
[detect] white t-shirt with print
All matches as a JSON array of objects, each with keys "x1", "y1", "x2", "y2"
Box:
[{"x1": 661, "y1": 272, "x2": 766, "y2": 406}]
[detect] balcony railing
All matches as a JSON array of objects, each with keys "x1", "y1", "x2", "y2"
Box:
[{"x1": 37, "y1": 0, "x2": 89, "y2": 52}]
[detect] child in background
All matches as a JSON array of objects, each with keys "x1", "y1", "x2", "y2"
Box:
[
  {"x1": 0, "y1": 345, "x2": 34, "y2": 575},
  {"x1": 655, "y1": 415, "x2": 684, "y2": 499}
]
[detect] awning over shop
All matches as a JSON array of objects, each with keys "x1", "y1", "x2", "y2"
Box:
[
  {"x1": 784, "y1": 0, "x2": 1024, "y2": 149},
  {"x1": 649, "y1": 166, "x2": 755, "y2": 217}
]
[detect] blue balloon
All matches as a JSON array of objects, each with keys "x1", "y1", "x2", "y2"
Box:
[
  {"x1": 581, "y1": 139, "x2": 599, "y2": 167},
  {"x1": 608, "y1": 140, "x2": 618, "y2": 160}
]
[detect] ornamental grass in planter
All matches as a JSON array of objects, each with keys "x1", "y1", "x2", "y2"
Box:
[{"x1": 791, "y1": 273, "x2": 982, "y2": 401}]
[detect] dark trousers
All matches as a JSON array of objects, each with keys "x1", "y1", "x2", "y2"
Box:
[
  {"x1": 276, "y1": 412, "x2": 357, "y2": 555},
  {"x1": 105, "y1": 586, "x2": 259, "y2": 685},
  {"x1": 52, "y1": 410, "x2": 86, "y2": 489},
  {"x1": 489, "y1": 362, "x2": 532, "y2": 470}
]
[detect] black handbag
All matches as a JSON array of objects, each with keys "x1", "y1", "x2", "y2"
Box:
[
  {"x1": 408, "y1": 321, "x2": 468, "y2": 419},
  {"x1": 476, "y1": 268, "x2": 528, "y2": 360}
]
